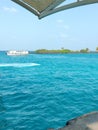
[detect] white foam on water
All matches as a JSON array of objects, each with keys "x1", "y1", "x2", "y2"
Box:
[{"x1": 0, "y1": 63, "x2": 40, "y2": 67}]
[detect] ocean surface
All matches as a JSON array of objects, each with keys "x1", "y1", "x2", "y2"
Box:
[{"x1": 0, "y1": 52, "x2": 98, "y2": 130}]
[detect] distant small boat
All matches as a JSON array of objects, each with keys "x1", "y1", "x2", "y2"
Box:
[{"x1": 7, "y1": 50, "x2": 29, "y2": 56}]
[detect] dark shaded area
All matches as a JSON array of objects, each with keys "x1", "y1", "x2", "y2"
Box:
[{"x1": 59, "y1": 112, "x2": 98, "y2": 130}]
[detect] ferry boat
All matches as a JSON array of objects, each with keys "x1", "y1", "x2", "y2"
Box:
[{"x1": 7, "y1": 50, "x2": 29, "y2": 56}]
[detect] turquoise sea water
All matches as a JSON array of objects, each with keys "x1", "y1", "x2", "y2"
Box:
[{"x1": 0, "y1": 52, "x2": 98, "y2": 130}]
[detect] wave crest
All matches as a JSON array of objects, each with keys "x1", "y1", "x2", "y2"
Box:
[{"x1": 0, "y1": 63, "x2": 40, "y2": 67}]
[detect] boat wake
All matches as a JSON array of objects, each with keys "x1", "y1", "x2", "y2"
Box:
[{"x1": 0, "y1": 63, "x2": 40, "y2": 67}]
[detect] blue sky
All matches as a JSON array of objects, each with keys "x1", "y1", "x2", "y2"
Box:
[{"x1": 0, "y1": 0, "x2": 98, "y2": 51}]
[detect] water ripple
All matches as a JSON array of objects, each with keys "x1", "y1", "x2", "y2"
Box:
[{"x1": 0, "y1": 53, "x2": 98, "y2": 130}]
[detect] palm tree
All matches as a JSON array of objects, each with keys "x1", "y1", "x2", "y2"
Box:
[
  {"x1": 96, "y1": 47, "x2": 98, "y2": 52},
  {"x1": 86, "y1": 48, "x2": 89, "y2": 52}
]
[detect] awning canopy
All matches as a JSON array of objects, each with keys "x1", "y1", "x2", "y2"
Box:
[{"x1": 12, "y1": 0, "x2": 98, "y2": 19}]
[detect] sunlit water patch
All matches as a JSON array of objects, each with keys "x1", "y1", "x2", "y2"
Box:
[{"x1": 0, "y1": 63, "x2": 40, "y2": 67}]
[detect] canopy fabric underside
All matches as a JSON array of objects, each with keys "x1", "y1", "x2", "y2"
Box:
[
  {"x1": 23, "y1": 0, "x2": 56, "y2": 12},
  {"x1": 11, "y1": 0, "x2": 98, "y2": 19}
]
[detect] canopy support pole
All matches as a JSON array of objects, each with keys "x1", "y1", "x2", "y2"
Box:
[{"x1": 40, "y1": 0, "x2": 98, "y2": 19}]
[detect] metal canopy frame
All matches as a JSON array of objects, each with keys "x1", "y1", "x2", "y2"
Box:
[{"x1": 12, "y1": 0, "x2": 98, "y2": 19}]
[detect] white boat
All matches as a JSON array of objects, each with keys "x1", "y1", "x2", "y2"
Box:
[{"x1": 7, "y1": 50, "x2": 29, "y2": 56}]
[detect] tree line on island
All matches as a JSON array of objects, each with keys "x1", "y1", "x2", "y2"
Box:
[{"x1": 33, "y1": 47, "x2": 98, "y2": 54}]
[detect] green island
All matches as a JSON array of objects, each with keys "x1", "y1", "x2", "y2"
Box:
[{"x1": 34, "y1": 47, "x2": 98, "y2": 54}]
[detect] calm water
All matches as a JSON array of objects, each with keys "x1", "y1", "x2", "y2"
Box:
[{"x1": 0, "y1": 52, "x2": 98, "y2": 130}]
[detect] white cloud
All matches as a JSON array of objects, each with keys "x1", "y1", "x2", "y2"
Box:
[
  {"x1": 56, "y1": 19, "x2": 64, "y2": 23},
  {"x1": 56, "y1": 19, "x2": 69, "y2": 30},
  {"x1": 60, "y1": 33, "x2": 68, "y2": 39},
  {"x1": 3, "y1": 7, "x2": 18, "y2": 13}
]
